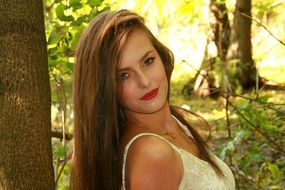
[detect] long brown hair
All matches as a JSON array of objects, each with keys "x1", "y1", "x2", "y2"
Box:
[{"x1": 72, "y1": 9, "x2": 222, "y2": 190}]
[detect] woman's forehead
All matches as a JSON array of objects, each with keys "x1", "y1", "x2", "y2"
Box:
[{"x1": 119, "y1": 30, "x2": 155, "y2": 67}]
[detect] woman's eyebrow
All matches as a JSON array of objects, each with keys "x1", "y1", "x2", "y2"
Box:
[
  {"x1": 139, "y1": 50, "x2": 155, "y2": 62},
  {"x1": 118, "y1": 50, "x2": 155, "y2": 71},
  {"x1": 117, "y1": 67, "x2": 129, "y2": 73}
]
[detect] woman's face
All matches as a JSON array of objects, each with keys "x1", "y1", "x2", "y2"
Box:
[{"x1": 118, "y1": 29, "x2": 168, "y2": 115}]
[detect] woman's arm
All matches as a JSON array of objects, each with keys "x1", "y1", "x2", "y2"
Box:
[{"x1": 125, "y1": 135, "x2": 183, "y2": 190}]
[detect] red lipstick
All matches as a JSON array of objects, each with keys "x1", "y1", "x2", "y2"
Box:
[{"x1": 140, "y1": 88, "x2": 159, "y2": 100}]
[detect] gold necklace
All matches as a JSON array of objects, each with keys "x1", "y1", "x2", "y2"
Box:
[
  {"x1": 144, "y1": 126, "x2": 177, "y2": 139},
  {"x1": 127, "y1": 119, "x2": 177, "y2": 139},
  {"x1": 153, "y1": 131, "x2": 176, "y2": 139}
]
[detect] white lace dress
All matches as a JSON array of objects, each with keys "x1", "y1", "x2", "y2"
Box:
[{"x1": 121, "y1": 119, "x2": 235, "y2": 190}]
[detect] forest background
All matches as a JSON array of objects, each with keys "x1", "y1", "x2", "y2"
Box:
[{"x1": 0, "y1": 0, "x2": 284, "y2": 189}]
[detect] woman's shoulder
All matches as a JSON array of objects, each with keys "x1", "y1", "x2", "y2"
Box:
[
  {"x1": 126, "y1": 134, "x2": 176, "y2": 160},
  {"x1": 125, "y1": 134, "x2": 183, "y2": 188}
]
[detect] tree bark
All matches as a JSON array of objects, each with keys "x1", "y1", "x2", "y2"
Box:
[
  {"x1": 0, "y1": 0, "x2": 55, "y2": 189},
  {"x1": 210, "y1": 0, "x2": 230, "y2": 61},
  {"x1": 234, "y1": 0, "x2": 258, "y2": 89},
  {"x1": 192, "y1": 0, "x2": 231, "y2": 98}
]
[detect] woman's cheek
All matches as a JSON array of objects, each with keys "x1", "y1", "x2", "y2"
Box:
[{"x1": 121, "y1": 81, "x2": 135, "y2": 103}]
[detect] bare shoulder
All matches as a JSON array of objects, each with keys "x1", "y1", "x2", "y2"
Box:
[{"x1": 125, "y1": 135, "x2": 183, "y2": 189}]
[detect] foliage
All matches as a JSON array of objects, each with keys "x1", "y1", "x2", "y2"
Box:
[
  {"x1": 170, "y1": 85, "x2": 285, "y2": 189},
  {"x1": 52, "y1": 139, "x2": 73, "y2": 190},
  {"x1": 45, "y1": 0, "x2": 285, "y2": 189},
  {"x1": 45, "y1": 0, "x2": 109, "y2": 103},
  {"x1": 44, "y1": 0, "x2": 110, "y2": 188},
  {"x1": 250, "y1": 0, "x2": 285, "y2": 84},
  {"x1": 218, "y1": 92, "x2": 285, "y2": 189}
]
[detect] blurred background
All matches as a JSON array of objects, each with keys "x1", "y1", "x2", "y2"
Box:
[{"x1": 44, "y1": 0, "x2": 285, "y2": 189}]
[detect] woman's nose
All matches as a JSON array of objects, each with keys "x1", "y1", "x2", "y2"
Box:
[{"x1": 136, "y1": 71, "x2": 151, "y2": 89}]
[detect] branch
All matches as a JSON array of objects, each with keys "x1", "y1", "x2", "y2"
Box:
[
  {"x1": 204, "y1": 88, "x2": 285, "y2": 153},
  {"x1": 55, "y1": 152, "x2": 72, "y2": 187},
  {"x1": 220, "y1": 94, "x2": 285, "y2": 154},
  {"x1": 238, "y1": 11, "x2": 285, "y2": 46},
  {"x1": 45, "y1": 1, "x2": 57, "y2": 12},
  {"x1": 231, "y1": 165, "x2": 256, "y2": 183},
  {"x1": 267, "y1": 105, "x2": 285, "y2": 114},
  {"x1": 225, "y1": 93, "x2": 234, "y2": 165},
  {"x1": 52, "y1": 74, "x2": 68, "y2": 146},
  {"x1": 181, "y1": 59, "x2": 209, "y2": 79},
  {"x1": 208, "y1": 88, "x2": 285, "y2": 106},
  {"x1": 51, "y1": 131, "x2": 73, "y2": 141}
]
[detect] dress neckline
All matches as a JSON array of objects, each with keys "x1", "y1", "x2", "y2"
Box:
[{"x1": 124, "y1": 114, "x2": 207, "y2": 166}]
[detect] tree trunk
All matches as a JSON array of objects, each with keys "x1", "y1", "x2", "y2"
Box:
[
  {"x1": 234, "y1": 0, "x2": 258, "y2": 89},
  {"x1": 192, "y1": 0, "x2": 230, "y2": 98},
  {"x1": 210, "y1": 0, "x2": 230, "y2": 61},
  {"x1": 0, "y1": 0, "x2": 55, "y2": 189}
]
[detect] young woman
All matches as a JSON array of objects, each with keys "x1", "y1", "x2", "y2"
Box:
[{"x1": 72, "y1": 9, "x2": 235, "y2": 190}]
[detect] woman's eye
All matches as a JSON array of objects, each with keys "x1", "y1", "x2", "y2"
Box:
[
  {"x1": 144, "y1": 57, "x2": 155, "y2": 66},
  {"x1": 119, "y1": 72, "x2": 129, "y2": 80}
]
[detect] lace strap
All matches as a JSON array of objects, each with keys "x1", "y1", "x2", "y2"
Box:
[
  {"x1": 121, "y1": 116, "x2": 192, "y2": 189},
  {"x1": 121, "y1": 133, "x2": 174, "y2": 189},
  {"x1": 172, "y1": 115, "x2": 193, "y2": 138}
]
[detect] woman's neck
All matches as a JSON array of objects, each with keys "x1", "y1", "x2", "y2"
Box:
[{"x1": 124, "y1": 103, "x2": 177, "y2": 132}]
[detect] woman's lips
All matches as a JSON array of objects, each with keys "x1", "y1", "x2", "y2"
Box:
[{"x1": 140, "y1": 87, "x2": 159, "y2": 100}]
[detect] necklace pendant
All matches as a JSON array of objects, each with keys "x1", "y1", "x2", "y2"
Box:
[{"x1": 167, "y1": 132, "x2": 176, "y2": 139}]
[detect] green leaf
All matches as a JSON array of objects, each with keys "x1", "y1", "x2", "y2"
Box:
[
  {"x1": 65, "y1": 62, "x2": 73, "y2": 72},
  {"x1": 48, "y1": 32, "x2": 63, "y2": 45},
  {"x1": 71, "y1": 15, "x2": 88, "y2": 26},
  {"x1": 262, "y1": 123, "x2": 278, "y2": 131},
  {"x1": 258, "y1": 95, "x2": 271, "y2": 103},
  {"x1": 62, "y1": 15, "x2": 74, "y2": 22},
  {"x1": 53, "y1": 142, "x2": 67, "y2": 158},
  {"x1": 48, "y1": 59, "x2": 58, "y2": 68},
  {"x1": 56, "y1": 3, "x2": 66, "y2": 20},
  {"x1": 267, "y1": 163, "x2": 280, "y2": 179},
  {"x1": 70, "y1": 0, "x2": 80, "y2": 3},
  {"x1": 219, "y1": 131, "x2": 243, "y2": 160},
  {"x1": 70, "y1": 0, "x2": 82, "y2": 10},
  {"x1": 87, "y1": 0, "x2": 101, "y2": 8},
  {"x1": 56, "y1": 3, "x2": 74, "y2": 22},
  {"x1": 239, "y1": 101, "x2": 250, "y2": 109}
]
